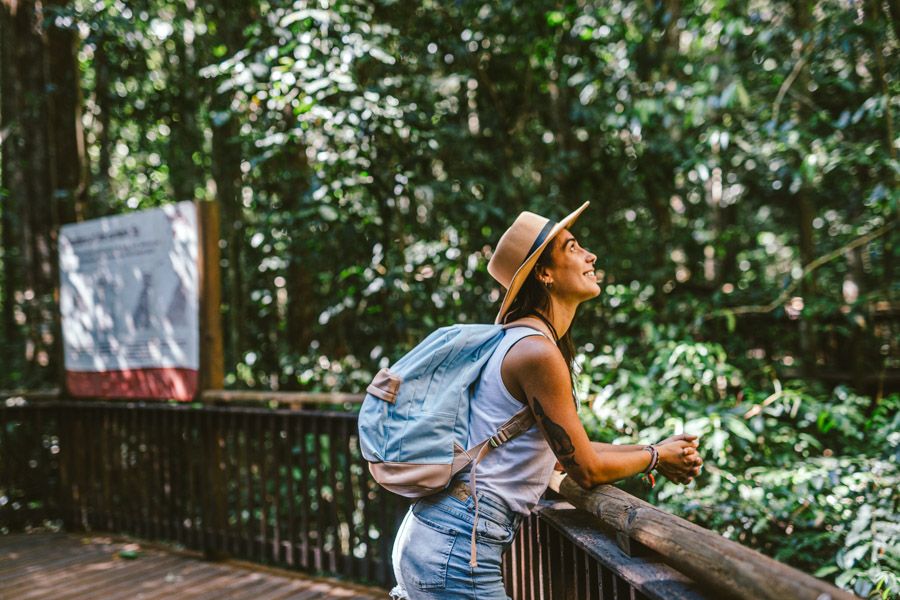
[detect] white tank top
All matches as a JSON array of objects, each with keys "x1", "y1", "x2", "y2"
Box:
[{"x1": 461, "y1": 326, "x2": 559, "y2": 515}]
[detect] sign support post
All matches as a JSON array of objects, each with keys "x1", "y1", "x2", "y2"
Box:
[
  {"x1": 197, "y1": 199, "x2": 227, "y2": 560},
  {"x1": 197, "y1": 200, "x2": 224, "y2": 392}
]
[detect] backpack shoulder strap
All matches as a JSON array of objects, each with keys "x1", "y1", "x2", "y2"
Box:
[
  {"x1": 449, "y1": 325, "x2": 546, "y2": 478},
  {"x1": 486, "y1": 405, "x2": 535, "y2": 448},
  {"x1": 456, "y1": 408, "x2": 536, "y2": 569},
  {"x1": 450, "y1": 405, "x2": 534, "y2": 479}
]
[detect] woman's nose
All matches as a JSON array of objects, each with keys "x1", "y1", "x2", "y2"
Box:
[{"x1": 586, "y1": 252, "x2": 603, "y2": 281}]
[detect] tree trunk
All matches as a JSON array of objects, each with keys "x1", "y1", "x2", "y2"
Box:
[
  {"x1": 206, "y1": 0, "x2": 254, "y2": 369},
  {"x1": 46, "y1": 0, "x2": 87, "y2": 224},
  {"x1": 0, "y1": 0, "x2": 83, "y2": 388},
  {"x1": 44, "y1": 0, "x2": 85, "y2": 386},
  {"x1": 210, "y1": 110, "x2": 246, "y2": 368},
  {"x1": 3, "y1": 0, "x2": 62, "y2": 387},
  {"x1": 93, "y1": 31, "x2": 112, "y2": 216},
  {"x1": 793, "y1": 0, "x2": 818, "y2": 375},
  {"x1": 18, "y1": 0, "x2": 61, "y2": 386},
  {"x1": 0, "y1": 0, "x2": 24, "y2": 377},
  {"x1": 167, "y1": 0, "x2": 203, "y2": 203},
  {"x1": 283, "y1": 149, "x2": 315, "y2": 365},
  {"x1": 646, "y1": 0, "x2": 681, "y2": 313},
  {"x1": 846, "y1": 246, "x2": 866, "y2": 388},
  {"x1": 285, "y1": 254, "x2": 316, "y2": 361}
]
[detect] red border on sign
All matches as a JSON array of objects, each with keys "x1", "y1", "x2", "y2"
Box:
[{"x1": 66, "y1": 368, "x2": 198, "y2": 401}]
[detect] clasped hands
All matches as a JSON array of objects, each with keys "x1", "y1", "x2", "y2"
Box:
[{"x1": 654, "y1": 433, "x2": 703, "y2": 485}]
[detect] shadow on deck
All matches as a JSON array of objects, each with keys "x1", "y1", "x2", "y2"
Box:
[{"x1": 0, "y1": 532, "x2": 385, "y2": 600}]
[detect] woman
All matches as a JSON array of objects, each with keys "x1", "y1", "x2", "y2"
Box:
[{"x1": 390, "y1": 202, "x2": 703, "y2": 599}]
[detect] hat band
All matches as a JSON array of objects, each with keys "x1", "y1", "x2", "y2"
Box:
[{"x1": 524, "y1": 220, "x2": 557, "y2": 264}]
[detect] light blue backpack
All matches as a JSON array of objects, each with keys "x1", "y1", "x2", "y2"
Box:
[{"x1": 358, "y1": 323, "x2": 543, "y2": 498}]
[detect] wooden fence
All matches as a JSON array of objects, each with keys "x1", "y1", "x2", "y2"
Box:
[
  {"x1": 1, "y1": 391, "x2": 858, "y2": 599},
  {"x1": 0, "y1": 393, "x2": 407, "y2": 587},
  {"x1": 500, "y1": 476, "x2": 857, "y2": 600}
]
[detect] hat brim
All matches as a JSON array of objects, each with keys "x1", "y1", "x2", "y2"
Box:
[{"x1": 494, "y1": 201, "x2": 590, "y2": 324}]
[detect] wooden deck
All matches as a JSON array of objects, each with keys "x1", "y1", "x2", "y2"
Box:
[{"x1": 0, "y1": 532, "x2": 386, "y2": 599}]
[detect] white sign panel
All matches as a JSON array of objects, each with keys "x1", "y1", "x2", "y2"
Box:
[{"x1": 59, "y1": 201, "x2": 199, "y2": 399}]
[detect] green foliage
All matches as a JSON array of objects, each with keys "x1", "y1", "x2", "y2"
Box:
[
  {"x1": 579, "y1": 334, "x2": 899, "y2": 598},
  {"x1": 2, "y1": 0, "x2": 898, "y2": 595}
]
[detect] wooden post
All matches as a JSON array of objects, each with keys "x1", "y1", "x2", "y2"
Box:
[
  {"x1": 196, "y1": 200, "x2": 227, "y2": 560},
  {"x1": 197, "y1": 200, "x2": 224, "y2": 392}
]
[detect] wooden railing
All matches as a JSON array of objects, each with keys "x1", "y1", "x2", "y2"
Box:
[
  {"x1": 0, "y1": 391, "x2": 404, "y2": 588},
  {"x1": 503, "y1": 504, "x2": 709, "y2": 600},
  {"x1": 1, "y1": 391, "x2": 859, "y2": 599},
  {"x1": 499, "y1": 475, "x2": 858, "y2": 600}
]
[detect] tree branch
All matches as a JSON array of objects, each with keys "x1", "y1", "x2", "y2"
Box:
[
  {"x1": 743, "y1": 378, "x2": 783, "y2": 419},
  {"x1": 772, "y1": 52, "x2": 807, "y2": 126},
  {"x1": 702, "y1": 220, "x2": 897, "y2": 322}
]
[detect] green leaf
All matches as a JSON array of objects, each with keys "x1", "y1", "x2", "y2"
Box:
[
  {"x1": 546, "y1": 11, "x2": 565, "y2": 26},
  {"x1": 319, "y1": 204, "x2": 339, "y2": 222},
  {"x1": 815, "y1": 565, "x2": 840, "y2": 577},
  {"x1": 725, "y1": 310, "x2": 736, "y2": 333},
  {"x1": 726, "y1": 417, "x2": 756, "y2": 443},
  {"x1": 817, "y1": 411, "x2": 836, "y2": 434}
]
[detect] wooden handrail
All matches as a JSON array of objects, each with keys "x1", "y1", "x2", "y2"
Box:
[
  {"x1": 0, "y1": 398, "x2": 401, "y2": 587},
  {"x1": 199, "y1": 390, "x2": 364, "y2": 405},
  {"x1": 1, "y1": 389, "x2": 61, "y2": 402},
  {"x1": 1, "y1": 389, "x2": 364, "y2": 406},
  {"x1": 550, "y1": 474, "x2": 859, "y2": 600}
]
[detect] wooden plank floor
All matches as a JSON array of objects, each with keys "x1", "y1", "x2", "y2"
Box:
[{"x1": 0, "y1": 533, "x2": 385, "y2": 599}]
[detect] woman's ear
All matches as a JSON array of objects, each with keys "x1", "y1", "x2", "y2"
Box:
[{"x1": 532, "y1": 264, "x2": 552, "y2": 286}]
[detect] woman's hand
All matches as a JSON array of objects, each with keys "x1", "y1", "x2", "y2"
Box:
[
  {"x1": 655, "y1": 439, "x2": 703, "y2": 485},
  {"x1": 657, "y1": 433, "x2": 698, "y2": 447}
]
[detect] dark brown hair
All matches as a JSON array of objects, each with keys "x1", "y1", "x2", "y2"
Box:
[{"x1": 501, "y1": 238, "x2": 577, "y2": 375}]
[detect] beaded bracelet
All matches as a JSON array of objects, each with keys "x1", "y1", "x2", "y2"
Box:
[{"x1": 642, "y1": 444, "x2": 659, "y2": 472}]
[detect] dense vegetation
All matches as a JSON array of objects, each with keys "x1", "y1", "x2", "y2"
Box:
[{"x1": 1, "y1": 0, "x2": 897, "y2": 596}]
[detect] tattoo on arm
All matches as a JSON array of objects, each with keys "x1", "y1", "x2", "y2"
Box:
[
  {"x1": 560, "y1": 455, "x2": 579, "y2": 470},
  {"x1": 532, "y1": 396, "x2": 579, "y2": 468}
]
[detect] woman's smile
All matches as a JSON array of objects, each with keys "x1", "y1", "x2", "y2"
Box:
[{"x1": 541, "y1": 230, "x2": 602, "y2": 302}]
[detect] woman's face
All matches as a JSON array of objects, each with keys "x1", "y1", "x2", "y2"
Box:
[{"x1": 543, "y1": 229, "x2": 602, "y2": 303}]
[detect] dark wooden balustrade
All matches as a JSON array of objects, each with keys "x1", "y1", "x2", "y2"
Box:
[
  {"x1": 498, "y1": 474, "x2": 858, "y2": 600},
  {"x1": 1, "y1": 390, "x2": 859, "y2": 599},
  {"x1": 0, "y1": 392, "x2": 405, "y2": 588},
  {"x1": 546, "y1": 476, "x2": 858, "y2": 600}
]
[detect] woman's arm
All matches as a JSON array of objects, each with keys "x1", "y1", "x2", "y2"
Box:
[
  {"x1": 549, "y1": 443, "x2": 645, "y2": 473},
  {"x1": 576, "y1": 440, "x2": 702, "y2": 484},
  {"x1": 590, "y1": 441, "x2": 644, "y2": 453},
  {"x1": 590, "y1": 440, "x2": 703, "y2": 483},
  {"x1": 502, "y1": 337, "x2": 700, "y2": 489},
  {"x1": 591, "y1": 433, "x2": 698, "y2": 453}
]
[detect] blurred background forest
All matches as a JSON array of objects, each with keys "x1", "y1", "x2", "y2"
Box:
[{"x1": 1, "y1": 0, "x2": 898, "y2": 597}]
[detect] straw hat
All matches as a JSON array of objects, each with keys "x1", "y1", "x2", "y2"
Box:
[{"x1": 487, "y1": 202, "x2": 590, "y2": 324}]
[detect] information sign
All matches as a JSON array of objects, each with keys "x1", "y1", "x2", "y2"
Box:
[{"x1": 59, "y1": 201, "x2": 199, "y2": 400}]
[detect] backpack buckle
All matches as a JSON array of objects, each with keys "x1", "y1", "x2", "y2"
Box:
[{"x1": 488, "y1": 431, "x2": 509, "y2": 448}]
